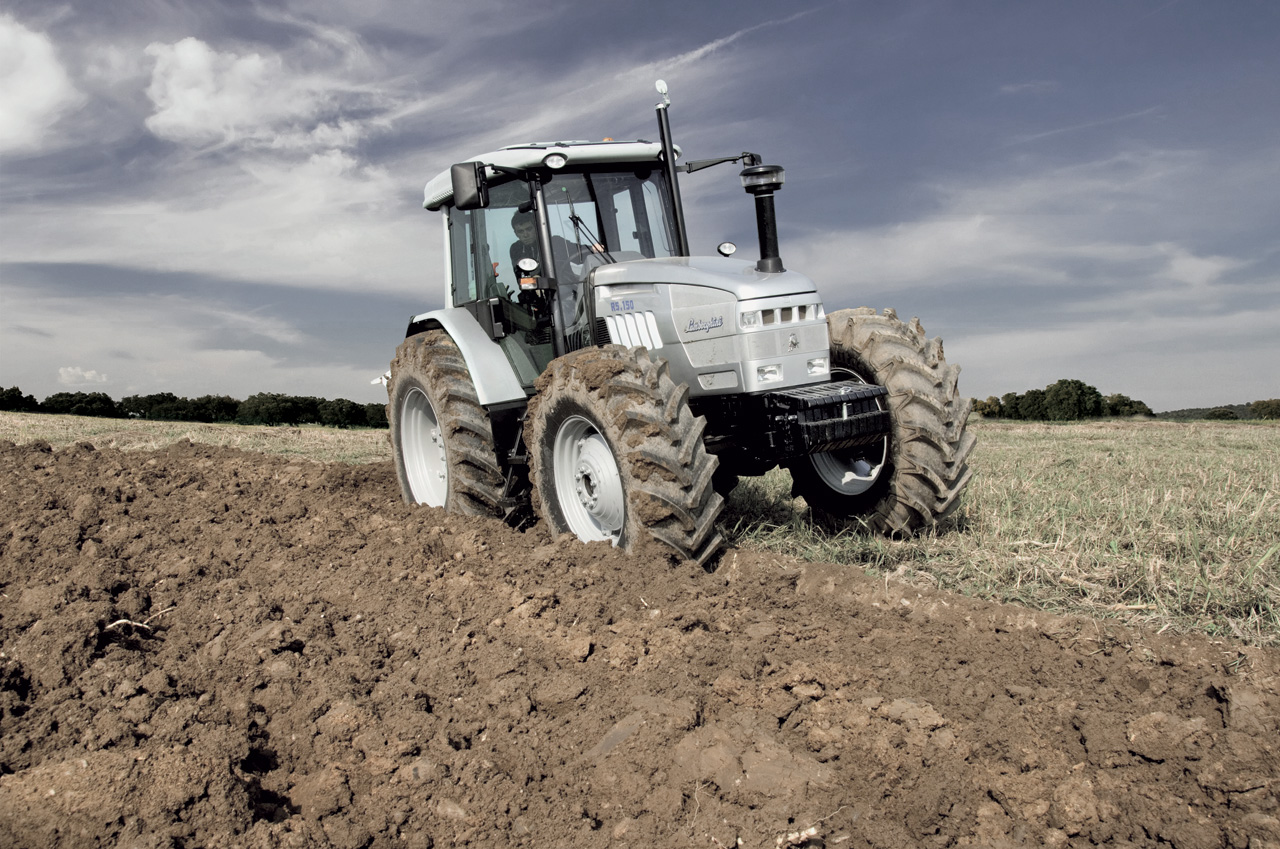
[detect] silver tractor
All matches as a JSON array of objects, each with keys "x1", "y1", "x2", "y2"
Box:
[{"x1": 387, "y1": 83, "x2": 974, "y2": 566}]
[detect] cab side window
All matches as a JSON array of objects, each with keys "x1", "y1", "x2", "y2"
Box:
[
  {"x1": 451, "y1": 203, "x2": 526, "y2": 303},
  {"x1": 448, "y1": 206, "x2": 480, "y2": 305}
]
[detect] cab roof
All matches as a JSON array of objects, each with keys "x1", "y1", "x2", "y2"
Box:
[{"x1": 422, "y1": 140, "x2": 674, "y2": 210}]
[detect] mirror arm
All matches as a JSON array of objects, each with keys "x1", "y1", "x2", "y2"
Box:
[{"x1": 683, "y1": 152, "x2": 762, "y2": 174}]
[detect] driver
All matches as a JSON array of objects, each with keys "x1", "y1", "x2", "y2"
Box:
[{"x1": 508, "y1": 210, "x2": 602, "y2": 291}]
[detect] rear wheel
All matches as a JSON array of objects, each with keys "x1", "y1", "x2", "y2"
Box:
[
  {"x1": 526, "y1": 346, "x2": 724, "y2": 566},
  {"x1": 388, "y1": 331, "x2": 504, "y2": 515},
  {"x1": 788, "y1": 308, "x2": 975, "y2": 535}
]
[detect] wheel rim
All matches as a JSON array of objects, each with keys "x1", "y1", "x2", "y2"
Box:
[
  {"x1": 807, "y1": 366, "x2": 888, "y2": 496},
  {"x1": 552, "y1": 415, "x2": 625, "y2": 543},
  {"x1": 400, "y1": 387, "x2": 448, "y2": 506}
]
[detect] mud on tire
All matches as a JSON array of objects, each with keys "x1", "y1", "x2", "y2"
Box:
[
  {"x1": 788, "y1": 308, "x2": 975, "y2": 535},
  {"x1": 526, "y1": 346, "x2": 724, "y2": 567},
  {"x1": 388, "y1": 331, "x2": 504, "y2": 516}
]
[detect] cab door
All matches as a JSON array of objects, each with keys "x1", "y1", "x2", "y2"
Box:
[{"x1": 447, "y1": 203, "x2": 553, "y2": 387}]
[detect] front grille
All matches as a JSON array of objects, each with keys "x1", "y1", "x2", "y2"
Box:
[{"x1": 758, "y1": 303, "x2": 824, "y2": 326}]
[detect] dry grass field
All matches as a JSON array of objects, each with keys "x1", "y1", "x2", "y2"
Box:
[
  {"x1": 3, "y1": 410, "x2": 1276, "y2": 646},
  {"x1": 728, "y1": 419, "x2": 1280, "y2": 648},
  {"x1": 0, "y1": 410, "x2": 391, "y2": 465}
]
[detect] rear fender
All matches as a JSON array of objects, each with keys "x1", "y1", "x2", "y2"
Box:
[{"x1": 405, "y1": 308, "x2": 527, "y2": 406}]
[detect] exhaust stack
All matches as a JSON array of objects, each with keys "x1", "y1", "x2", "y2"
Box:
[
  {"x1": 740, "y1": 164, "x2": 786, "y2": 274},
  {"x1": 654, "y1": 81, "x2": 691, "y2": 256}
]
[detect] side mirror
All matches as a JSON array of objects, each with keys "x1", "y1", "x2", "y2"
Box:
[{"x1": 451, "y1": 162, "x2": 489, "y2": 210}]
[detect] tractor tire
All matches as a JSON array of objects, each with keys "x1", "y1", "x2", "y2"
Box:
[
  {"x1": 526, "y1": 345, "x2": 724, "y2": 567},
  {"x1": 787, "y1": 308, "x2": 975, "y2": 535},
  {"x1": 388, "y1": 331, "x2": 505, "y2": 516}
]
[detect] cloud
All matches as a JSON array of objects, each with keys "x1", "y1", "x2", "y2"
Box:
[
  {"x1": 950, "y1": 302, "x2": 1280, "y2": 409},
  {"x1": 1007, "y1": 106, "x2": 1164, "y2": 146},
  {"x1": 3, "y1": 19, "x2": 794, "y2": 298},
  {"x1": 1154, "y1": 243, "x2": 1243, "y2": 288},
  {"x1": 58, "y1": 366, "x2": 109, "y2": 386},
  {"x1": 392, "y1": 12, "x2": 814, "y2": 170},
  {"x1": 143, "y1": 36, "x2": 377, "y2": 152},
  {"x1": 0, "y1": 14, "x2": 83, "y2": 154},
  {"x1": 627, "y1": 9, "x2": 819, "y2": 75},
  {"x1": 4, "y1": 276, "x2": 397, "y2": 402},
  {"x1": 999, "y1": 81, "x2": 1058, "y2": 95},
  {"x1": 789, "y1": 147, "x2": 1251, "y2": 302},
  {"x1": 779, "y1": 144, "x2": 1278, "y2": 409},
  {"x1": 0, "y1": 147, "x2": 423, "y2": 294}
]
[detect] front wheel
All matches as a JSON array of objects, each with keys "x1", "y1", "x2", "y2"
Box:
[
  {"x1": 788, "y1": 308, "x2": 975, "y2": 535},
  {"x1": 526, "y1": 346, "x2": 724, "y2": 566}
]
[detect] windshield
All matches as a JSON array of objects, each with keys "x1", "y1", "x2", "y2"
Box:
[
  {"x1": 541, "y1": 168, "x2": 678, "y2": 263},
  {"x1": 454, "y1": 167, "x2": 677, "y2": 300}
]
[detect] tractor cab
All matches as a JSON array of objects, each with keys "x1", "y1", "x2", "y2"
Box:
[{"x1": 424, "y1": 142, "x2": 684, "y2": 387}]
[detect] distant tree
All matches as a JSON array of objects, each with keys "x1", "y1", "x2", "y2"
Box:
[
  {"x1": 978, "y1": 384, "x2": 1162, "y2": 420},
  {"x1": 40, "y1": 391, "x2": 122, "y2": 418},
  {"x1": 1205, "y1": 407, "x2": 1239, "y2": 421},
  {"x1": 0, "y1": 386, "x2": 40, "y2": 412},
  {"x1": 363, "y1": 403, "x2": 388, "y2": 428},
  {"x1": 1251, "y1": 399, "x2": 1280, "y2": 420},
  {"x1": 1102, "y1": 393, "x2": 1128, "y2": 417},
  {"x1": 294, "y1": 399, "x2": 322, "y2": 425},
  {"x1": 972, "y1": 396, "x2": 1002, "y2": 417},
  {"x1": 190, "y1": 395, "x2": 240, "y2": 423},
  {"x1": 237, "y1": 393, "x2": 329, "y2": 426},
  {"x1": 1017, "y1": 389, "x2": 1047, "y2": 421},
  {"x1": 121, "y1": 392, "x2": 180, "y2": 419},
  {"x1": 120, "y1": 392, "x2": 241, "y2": 422},
  {"x1": 237, "y1": 393, "x2": 290, "y2": 425},
  {"x1": 154, "y1": 398, "x2": 200, "y2": 421},
  {"x1": 320, "y1": 398, "x2": 365, "y2": 429},
  {"x1": 1044, "y1": 379, "x2": 1104, "y2": 421},
  {"x1": 1102, "y1": 393, "x2": 1154, "y2": 418}
]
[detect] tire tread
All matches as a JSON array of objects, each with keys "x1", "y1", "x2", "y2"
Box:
[{"x1": 527, "y1": 346, "x2": 724, "y2": 565}]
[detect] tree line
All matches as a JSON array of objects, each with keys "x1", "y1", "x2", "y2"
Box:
[
  {"x1": 973, "y1": 379, "x2": 1280, "y2": 421},
  {"x1": 0, "y1": 387, "x2": 388, "y2": 429},
  {"x1": 971, "y1": 379, "x2": 1153, "y2": 420},
  {"x1": 7, "y1": 381, "x2": 1276, "y2": 428},
  {"x1": 1161, "y1": 400, "x2": 1280, "y2": 421}
]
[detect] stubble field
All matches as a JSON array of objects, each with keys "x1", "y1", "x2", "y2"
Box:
[{"x1": 1, "y1": 412, "x2": 1277, "y2": 848}]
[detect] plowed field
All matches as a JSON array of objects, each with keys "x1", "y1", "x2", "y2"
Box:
[{"x1": 1, "y1": 439, "x2": 1277, "y2": 848}]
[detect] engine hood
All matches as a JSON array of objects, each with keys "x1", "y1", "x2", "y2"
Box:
[{"x1": 589, "y1": 256, "x2": 819, "y2": 302}]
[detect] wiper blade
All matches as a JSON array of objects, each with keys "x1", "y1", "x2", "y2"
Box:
[{"x1": 568, "y1": 213, "x2": 616, "y2": 265}]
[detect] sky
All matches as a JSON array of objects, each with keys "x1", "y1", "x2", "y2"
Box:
[{"x1": 2, "y1": 0, "x2": 1278, "y2": 412}]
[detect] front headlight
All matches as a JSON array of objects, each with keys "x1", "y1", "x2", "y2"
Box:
[
  {"x1": 806, "y1": 357, "x2": 828, "y2": 375},
  {"x1": 740, "y1": 310, "x2": 762, "y2": 330},
  {"x1": 757, "y1": 363, "x2": 782, "y2": 383}
]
